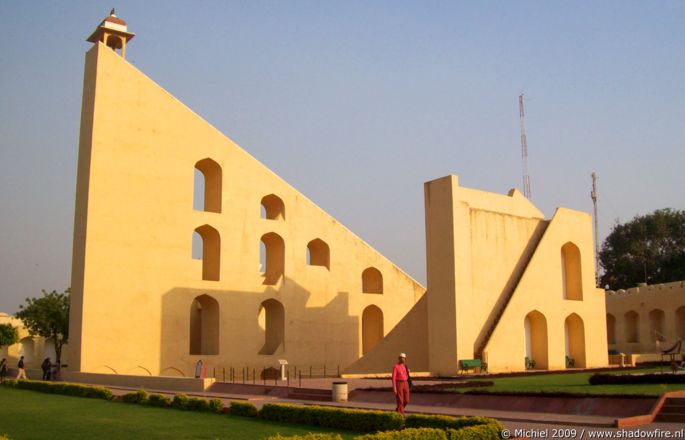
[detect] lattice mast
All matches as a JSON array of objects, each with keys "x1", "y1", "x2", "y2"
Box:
[
  {"x1": 591, "y1": 172, "x2": 600, "y2": 286},
  {"x1": 519, "y1": 94, "x2": 532, "y2": 198}
]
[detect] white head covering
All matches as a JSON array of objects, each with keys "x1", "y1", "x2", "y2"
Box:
[{"x1": 399, "y1": 353, "x2": 406, "y2": 358}]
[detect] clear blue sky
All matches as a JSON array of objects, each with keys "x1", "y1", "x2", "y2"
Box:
[{"x1": 1, "y1": 1, "x2": 683, "y2": 313}]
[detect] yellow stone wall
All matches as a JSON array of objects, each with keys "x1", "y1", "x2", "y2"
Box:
[
  {"x1": 69, "y1": 43, "x2": 424, "y2": 377},
  {"x1": 606, "y1": 281, "x2": 685, "y2": 355}
]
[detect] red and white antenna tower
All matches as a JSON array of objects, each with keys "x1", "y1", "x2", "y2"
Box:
[{"x1": 519, "y1": 94, "x2": 532, "y2": 199}]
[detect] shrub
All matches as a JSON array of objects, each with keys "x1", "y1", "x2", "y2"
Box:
[
  {"x1": 354, "y1": 428, "x2": 447, "y2": 440},
  {"x1": 171, "y1": 393, "x2": 190, "y2": 410},
  {"x1": 186, "y1": 396, "x2": 209, "y2": 412},
  {"x1": 121, "y1": 389, "x2": 148, "y2": 404},
  {"x1": 405, "y1": 414, "x2": 502, "y2": 431},
  {"x1": 1, "y1": 380, "x2": 17, "y2": 388},
  {"x1": 208, "y1": 398, "x2": 224, "y2": 414},
  {"x1": 260, "y1": 403, "x2": 404, "y2": 433},
  {"x1": 2, "y1": 379, "x2": 112, "y2": 400},
  {"x1": 268, "y1": 434, "x2": 343, "y2": 440},
  {"x1": 589, "y1": 373, "x2": 685, "y2": 385},
  {"x1": 146, "y1": 393, "x2": 172, "y2": 408},
  {"x1": 230, "y1": 401, "x2": 258, "y2": 417},
  {"x1": 447, "y1": 423, "x2": 502, "y2": 440}
]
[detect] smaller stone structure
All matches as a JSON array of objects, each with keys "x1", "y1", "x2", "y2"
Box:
[
  {"x1": 606, "y1": 281, "x2": 685, "y2": 356},
  {"x1": 0, "y1": 313, "x2": 66, "y2": 370}
]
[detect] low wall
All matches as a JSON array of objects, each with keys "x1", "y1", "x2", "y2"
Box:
[
  {"x1": 61, "y1": 371, "x2": 215, "y2": 392},
  {"x1": 350, "y1": 390, "x2": 657, "y2": 418}
]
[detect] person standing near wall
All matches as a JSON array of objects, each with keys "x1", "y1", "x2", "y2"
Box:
[
  {"x1": 392, "y1": 353, "x2": 410, "y2": 415},
  {"x1": 41, "y1": 357, "x2": 52, "y2": 381},
  {"x1": 16, "y1": 356, "x2": 26, "y2": 379}
]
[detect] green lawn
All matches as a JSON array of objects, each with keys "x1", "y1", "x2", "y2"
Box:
[
  {"x1": 454, "y1": 368, "x2": 685, "y2": 396},
  {"x1": 0, "y1": 388, "x2": 357, "y2": 440}
]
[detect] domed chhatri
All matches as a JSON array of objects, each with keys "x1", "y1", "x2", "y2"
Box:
[{"x1": 86, "y1": 9, "x2": 135, "y2": 58}]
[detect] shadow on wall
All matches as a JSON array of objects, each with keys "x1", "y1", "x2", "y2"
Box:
[{"x1": 159, "y1": 277, "x2": 360, "y2": 377}]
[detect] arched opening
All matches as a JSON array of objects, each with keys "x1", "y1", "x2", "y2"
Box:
[
  {"x1": 260, "y1": 194, "x2": 285, "y2": 220},
  {"x1": 676, "y1": 307, "x2": 685, "y2": 341},
  {"x1": 19, "y1": 337, "x2": 35, "y2": 366},
  {"x1": 189, "y1": 294, "x2": 220, "y2": 355},
  {"x1": 193, "y1": 225, "x2": 220, "y2": 281},
  {"x1": 194, "y1": 158, "x2": 222, "y2": 213},
  {"x1": 524, "y1": 310, "x2": 548, "y2": 369},
  {"x1": 307, "y1": 238, "x2": 330, "y2": 270},
  {"x1": 362, "y1": 267, "x2": 383, "y2": 294},
  {"x1": 565, "y1": 313, "x2": 586, "y2": 368},
  {"x1": 624, "y1": 311, "x2": 639, "y2": 343},
  {"x1": 42, "y1": 338, "x2": 57, "y2": 361},
  {"x1": 260, "y1": 233, "x2": 285, "y2": 285},
  {"x1": 606, "y1": 314, "x2": 616, "y2": 345},
  {"x1": 362, "y1": 305, "x2": 384, "y2": 355},
  {"x1": 105, "y1": 34, "x2": 124, "y2": 54},
  {"x1": 258, "y1": 299, "x2": 285, "y2": 355},
  {"x1": 161, "y1": 367, "x2": 186, "y2": 377},
  {"x1": 561, "y1": 242, "x2": 583, "y2": 300},
  {"x1": 649, "y1": 309, "x2": 666, "y2": 342}
]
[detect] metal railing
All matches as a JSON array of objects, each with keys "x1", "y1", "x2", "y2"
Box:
[{"x1": 207, "y1": 364, "x2": 341, "y2": 387}]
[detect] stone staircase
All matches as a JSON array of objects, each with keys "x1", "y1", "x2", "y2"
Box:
[
  {"x1": 474, "y1": 222, "x2": 548, "y2": 361},
  {"x1": 656, "y1": 397, "x2": 685, "y2": 423}
]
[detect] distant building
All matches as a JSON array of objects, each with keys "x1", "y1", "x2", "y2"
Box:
[
  {"x1": 606, "y1": 281, "x2": 685, "y2": 355},
  {"x1": 68, "y1": 12, "x2": 608, "y2": 378},
  {"x1": 0, "y1": 313, "x2": 64, "y2": 370}
]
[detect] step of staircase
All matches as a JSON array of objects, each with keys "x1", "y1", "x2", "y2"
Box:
[{"x1": 655, "y1": 398, "x2": 685, "y2": 423}]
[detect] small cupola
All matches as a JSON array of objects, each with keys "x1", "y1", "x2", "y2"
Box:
[{"x1": 86, "y1": 9, "x2": 135, "y2": 58}]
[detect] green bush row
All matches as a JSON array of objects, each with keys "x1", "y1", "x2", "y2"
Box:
[
  {"x1": 2, "y1": 379, "x2": 112, "y2": 400},
  {"x1": 248, "y1": 402, "x2": 504, "y2": 440},
  {"x1": 147, "y1": 393, "x2": 172, "y2": 407},
  {"x1": 260, "y1": 403, "x2": 404, "y2": 433},
  {"x1": 119, "y1": 389, "x2": 223, "y2": 413},
  {"x1": 271, "y1": 424, "x2": 502, "y2": 440},
  {"x1": 268, "y1": 434, "x2": 343, "y2": 440},
  {"x1": 589, "y1": 373, "x2": 685, "y2": 385},
  {"x1": 121, "y1": 389, "x2": 148, "y2": 404},
  {"x1": 229, "y1": 401, "x2": 259, "y2": 417},
  {"x1": 355, "y1": 427, "x2": 448, "y2": 440},
  {"x1": 405, "y1": 414, "x2": 503, "y2": 431}
]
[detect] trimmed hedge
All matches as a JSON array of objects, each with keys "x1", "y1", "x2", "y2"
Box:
[
  {"x1": 447, "y1": 424, "x2": 502, "y2": 440},
  {"x1": 2, "y1": 379, "x2": 112, "y2": 400},
  {"x1": 353, "y1": 425, "x2": 502, "y2": 440},
  {"x1": 260, "y1": 403, "x2": 404, "y2": 433},
  {"x1": 589, "y1": 373, "x2": 685, "y2": 385},
  {"x1": 146, "y1": 393, "x2": 172, "y2": 408},
  {"x1": 171, "y1": 393, "x2": 190, "y2": 409},
  {"x1": 168, "y1": 393, "x2": 223, "y2": 413},
  {"x1": 268, "y1": 434, "x2": 343, "y2": 440},
  {"x1": 230, "y1": 401, "x2": 259, "y2": 417},
  {"x1": 355, "y1": 428, "x2": 447, "y2": 439},
  {"x1": 405, "y1": 414, "x2": 503, "y2": 431},
  {"x1": 122, "y1": 389, "x2": 148, "y2": 404}
]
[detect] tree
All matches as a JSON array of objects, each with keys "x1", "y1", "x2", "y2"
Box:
[
  {"x1": 0, "y1": 323, "x2": 19, "y2": 350},
  {"x1": 15, "y1": 288, "x2": 70, "y2": 371},
  {"x1": 600, "y1": 208, "x2": 685, "y2": 290}
]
